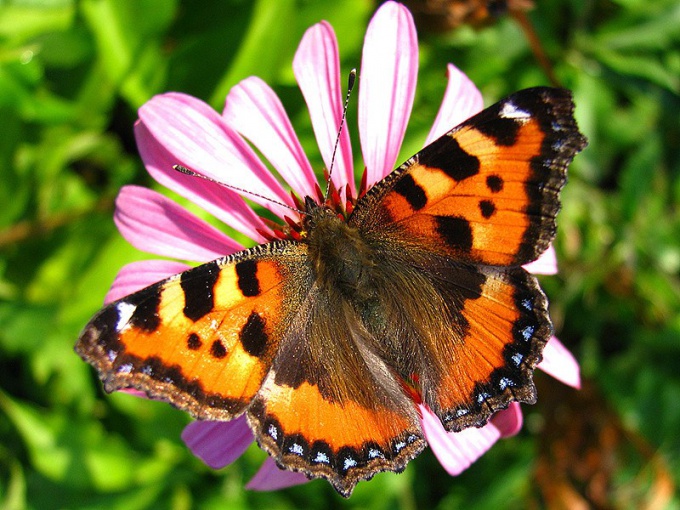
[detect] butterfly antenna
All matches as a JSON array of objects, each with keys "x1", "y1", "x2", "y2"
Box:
[
  {"x1": 173, "y1": 165, "x2": 308, "y2": 216},
  {"x1": 324, "y1": 69, "x2": 357, "y2": 201}
]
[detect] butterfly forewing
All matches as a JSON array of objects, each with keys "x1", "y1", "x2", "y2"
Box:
[
  {"x1": 76, "y1": 242, "x2": 306, "y2": 420},
  {"x1": 351, "y1": 87, "x2": 587, "y2": 267}
]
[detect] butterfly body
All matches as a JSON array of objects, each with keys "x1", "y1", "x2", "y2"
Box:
[
  {"x1": 77, "y1": 87, "x2": 587, "y2": 497},
  {"x1": 304, "y1": 201, "x2": 376, "y2": 302}
]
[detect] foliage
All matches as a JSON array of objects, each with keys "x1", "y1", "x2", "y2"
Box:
[{"x1": 0, "y1": 0, "x2": 678, "y2": 508}]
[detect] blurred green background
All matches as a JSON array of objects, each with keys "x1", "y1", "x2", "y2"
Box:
[{"x1": 1, "y1": 0, "x2": 679, "y2": 508}]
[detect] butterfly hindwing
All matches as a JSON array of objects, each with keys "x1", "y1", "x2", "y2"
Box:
[
  {"x1": 247, "y1": 284, "x2": 425, "y2": 496},
  {"x1": 244, "y1": 267, "x2": 425, "y2": 496},
  {"x1": 352, "y1": 87, "x2": 587, "y2": 267},
  {"x1": 412, "y1": 260, "x2": 552, "y2": 431},
  {"x1": 319, "y1": 236, "x2": 552, "y2": 434}
]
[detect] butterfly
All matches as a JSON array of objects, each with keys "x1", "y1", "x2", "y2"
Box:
[{"x1": 76, "y1": 87, "x2": 587, "y2": 497}]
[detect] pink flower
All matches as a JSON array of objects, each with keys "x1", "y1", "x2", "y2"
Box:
[{"x1": 106, "y1": 1, "x2": 580, "y2": 493}]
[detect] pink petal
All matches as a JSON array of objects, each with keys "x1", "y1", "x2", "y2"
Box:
[
  {"x1": 425, "y1": 64, "x2": 484, "y2": 145},
  {"x1": 135, "y1": 122, "x2": 271, "y2": 243},
  {"x1": 538, "y1": 336, "x2": 581, "y2": 389},
  {"x1": 489, "y1": 403, "x2": 523, "y2": 438},
  {"x1": 181, "y1": 417, "x2": 254, "y2": 469},
  {"x1": 294, "y1": 21, "x2": 354, "y2": 197},
  {"x1": 359, "y1": 1, "x2": 418, "y2": 186},
  {"x1": 118, "y1": 388, "x2": 148, "y2": 398},
  {"x1": 246, "y1": 457, "x2": 309, "y2": 492},
  {"x1": 139, "y1": 93, "x2": 294, "y2": 219},
  {"x1": 420, "y1": 404, "x2": 501, "y2": 476},
  {"x1": 104, "y1": 260, "x2": 190, "y2": 304},
  {"x1": 223, "y1": 77, "x2": 319, "y2": 201},
  {"x1": 114, "y1": 185, "x2": 242, "y2": 262},
  {"x1": 523, "y1": 245, "x2": 558, "y2": 275}
]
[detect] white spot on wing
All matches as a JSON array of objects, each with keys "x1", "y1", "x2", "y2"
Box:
[
  {"x1": 368, "y1": 448, "x2": 384, "y2": 459},
  {"x1": 313, "y1": 451, "x2": 329, "y2": 464},
  {"x1": 117, "y1": 363, "x2": 133, "y2": 374},
  {"x1": 343, "y1": 456, "x2": 357, "y2": 470},
  {"x1": 116, "y1": 301, "x2": 137, "y2": 331},
  {"x1": 500, "y1": 101, "x2": 531, "y2": 121},
  {"x1": 477, "y1": 392, "x2": 491, "y2": 403},
  {"x1": 499, "y1": 377, "x2": 515, "y2": 390},
  {"x1": 289, "y1": 443, "x2": 304, "y2": 456}
]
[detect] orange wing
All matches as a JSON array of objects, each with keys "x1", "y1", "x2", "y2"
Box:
[
  {"x1": 76, "y1": 241, "x2": 306, "y2": 420},
  {"x1": 351, "y1": 87, "x2": 587, "y2": 267},
  {"x1": 413, "y1": 262, "x2": 553, "y2": 431},
  {"x1": 246, "y1": 279, "x2": 425, "y2": 497},
  {"x1": 248, "y1": 353, "x2": 424, "y2": 497}
]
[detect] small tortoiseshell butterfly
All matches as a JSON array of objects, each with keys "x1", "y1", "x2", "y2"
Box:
[{"x1": 77, "y1": 87, "x2": 587, "y2": 497}]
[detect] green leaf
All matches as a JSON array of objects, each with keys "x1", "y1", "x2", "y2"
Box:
[
  {"x1": 0, "y1": 2, "x2": 75, "y2": 44},
  {"x1": 0, "y1": 389, "x2": 180, "y2": 491},
  {"x1": 209, "y1": 0, "x2": 296, "y2": 107},
  {"x1": 595, "y1": 4, "x2": 680, "y2": 51},
  {"x1": 619, "y1": 136, "x2": 661, "y2": 222},
  {"x1": 0, "y1": 449, "x2": 26, "y2": 510},
  {"x1": 593, "y1": 47, "x2": 680, "y2": 93},
  {"x1": 80, "y1": 0, "x2": 178, "y2": 106}
]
